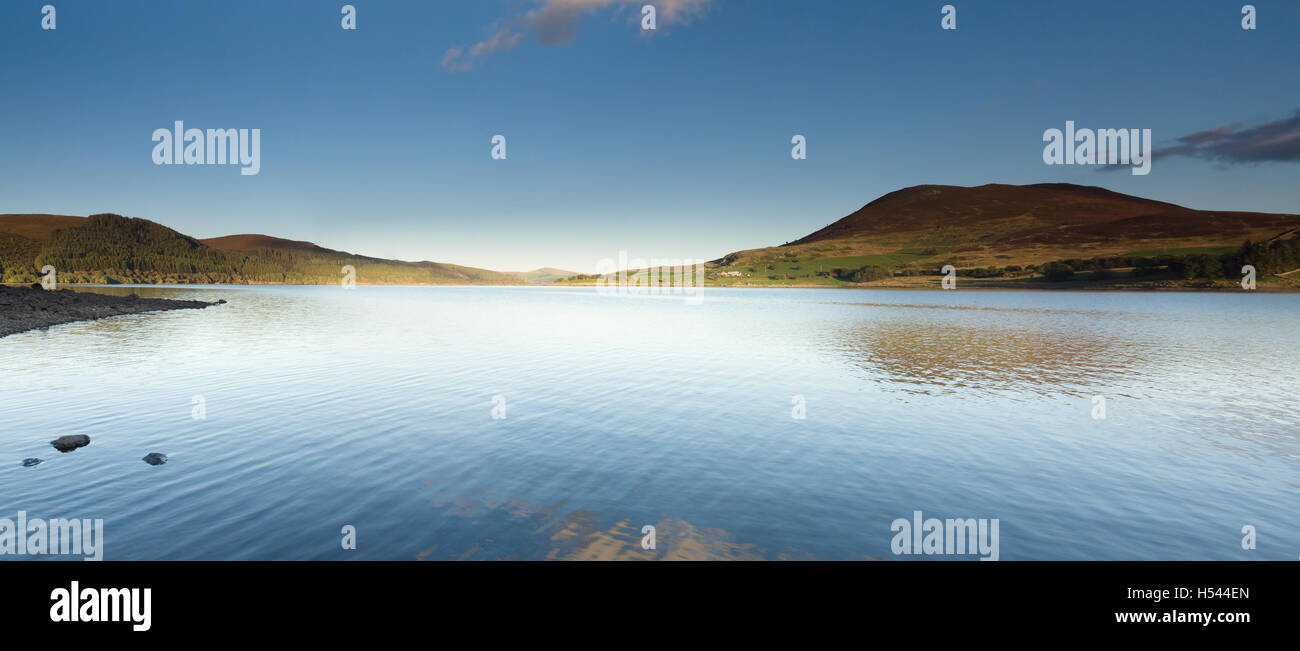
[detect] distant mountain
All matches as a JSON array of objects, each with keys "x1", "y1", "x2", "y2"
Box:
[
  {"x1": 0, "y1": 213, "x2": 519, "y2": 285},
  {"x1": 707, "y1": 183, "x2": 1300, "y2": 286},
  {"x1": 506, "y1": 267, "x2": 579, "y2": 284}
]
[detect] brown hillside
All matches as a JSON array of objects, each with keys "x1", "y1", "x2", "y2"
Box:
[
  {"x1": 200, "y1": 234, "x2": 335, "y2": 254},
  {"x1": 723, "y1": 183, "x2": 1300, "y2": 270},
  {"x1": 787, "y1": 183, "x2": 1257, "y2": 245},
  {"x1": 0, "y1": 214, "x2": 86, "y2": 241}
]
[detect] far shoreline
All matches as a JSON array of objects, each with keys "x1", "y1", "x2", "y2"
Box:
[{"x1": 10, "y1": 280, "x2": 1296, "y2": 293}]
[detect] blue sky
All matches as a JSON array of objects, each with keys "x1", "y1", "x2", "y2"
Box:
[{"x1": 2, "y1": 0, "x2": 1297, "y2": 272}]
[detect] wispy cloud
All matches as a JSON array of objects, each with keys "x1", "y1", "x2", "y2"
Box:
[
  {"x1": 442, "y1": 0, "x2": 713, "y2": 72},
  {"x1": 441, "y1": 26, "x2": 523, "y2": 72}
]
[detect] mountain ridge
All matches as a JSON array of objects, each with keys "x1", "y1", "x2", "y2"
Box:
[
  {"x1": 7, "y1": 183, "x2": 1299, "y2": 288},
  {"x1": 0, "y1": 213, "x2": 521, "y2": 285}
]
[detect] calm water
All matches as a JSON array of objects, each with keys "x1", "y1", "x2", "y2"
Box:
[{"x1": 1, "y1": 286, "x2": 1297, "y2": 560}]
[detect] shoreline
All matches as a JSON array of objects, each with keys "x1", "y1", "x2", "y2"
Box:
[
  {"x1": 551, "y1": 281, "x2": 1300, "y2": 292},
  {"x1": 6, "y1": 280, "x2": 1297, "y2": 293},
  {"x1": 0, "y1": 286, "x2": 225, "y2": 338}
]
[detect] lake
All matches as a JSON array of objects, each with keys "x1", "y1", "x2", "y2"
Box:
[{"x1": 1, "y1": 286, "x2": 1297, "y2": 560}]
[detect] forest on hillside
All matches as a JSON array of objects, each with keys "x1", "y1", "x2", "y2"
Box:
[
  {"x1": 0, "y1": 214, "x2": 516, "y2": 285},
  {"x1": 905, "y1": 237, "x2": 1300, "y2": 282}
]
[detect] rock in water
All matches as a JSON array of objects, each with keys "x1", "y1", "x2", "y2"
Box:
[
  {"x1": 21, "y1": 458, "x2": 42, "y2": 467},
  {"x1": 50, "y1": 435, "x2": 91, "y2": 452},
  {"x1": 141, "y1": 453, "x2": 168, "y2": 466}
]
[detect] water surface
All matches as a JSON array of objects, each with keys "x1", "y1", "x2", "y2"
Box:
[{"x1": 2, "y1": 286, "x2": 1296, "y2": 560}]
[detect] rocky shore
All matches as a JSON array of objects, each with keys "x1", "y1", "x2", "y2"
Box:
[{"x1": 0, "y1": 285, "x2": 225, "y2": 338}]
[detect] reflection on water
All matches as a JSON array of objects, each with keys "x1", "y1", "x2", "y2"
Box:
[
  {"x1": 415, "y1": 476, "x2": 766, "y2": 560},
  {"x1": 834, "y1": 319, "x2": 1148, "y2": 397},
  {"x1": 1, "y1": 286, "x2": 1297, "y2": 560},
  {"x1": 548, "y1": 514, "x2": 764, "y2": 561}
]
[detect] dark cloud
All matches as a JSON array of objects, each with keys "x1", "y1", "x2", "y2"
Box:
[
  {"x1": 1098, "y1": 108, "x2": 1300, "y2": 172},
  {"x1": 1159, "y1": 109, "x2": 1300, "y2": 164}
]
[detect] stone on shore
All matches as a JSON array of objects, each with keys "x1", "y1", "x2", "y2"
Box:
[{"x1": 50, "y1": 434, "x2": 91, "y2": 452}]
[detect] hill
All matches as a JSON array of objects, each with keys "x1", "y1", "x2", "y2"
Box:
[
  {"x1": 0, "y1": 215, "x2": 88, "y2": 276},
  {"x1": 506, "y1": 267, "x2": 580, "y2": 284},
  {"x1": 702, "y1": 183, "x2": 1300, "y2": 288},
  {"x1": 0, "y1": 214, "x2": 85, "y2": 241},
  {"x1": 200, "y1": 234, "x2": 334, "y2": 254},
  {"x1": 0, "y1": 213, "x2": 520, "y2": 285}
]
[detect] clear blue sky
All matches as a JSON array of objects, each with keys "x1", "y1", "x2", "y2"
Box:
[{"x1": 2, "y1": 1, "x2": 1297, "y2": 272}]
